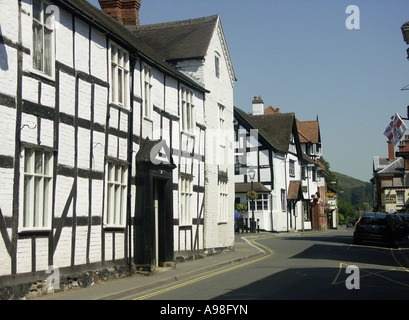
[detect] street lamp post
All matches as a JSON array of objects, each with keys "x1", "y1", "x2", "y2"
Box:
[{"x1": 248, "y1": 167, "x2": 255, "y2": 233}]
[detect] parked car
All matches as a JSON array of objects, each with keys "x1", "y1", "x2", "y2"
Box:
[
  {"x1": 389, "y1": 214, "x2": 407, "y2": 239},
  {"x1": 353, "y1": 212, "x2": 404, "y2": 247},
  {"x1": 397, "y1": 213, "x2": 409, "y2": 236}
]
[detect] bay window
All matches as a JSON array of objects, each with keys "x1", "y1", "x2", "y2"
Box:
[{"x1": 249, "y1": 193, "x2": 269, "y2": 211}]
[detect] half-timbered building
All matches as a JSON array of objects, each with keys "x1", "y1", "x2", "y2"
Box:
[
  {"x1": 129, "y1": 14, "x2": 236, "y2": 254},
  {"x1": 0, "y1": 0, "x2": 235, "y2": 298},
  {"x1": 234, "y1": 98, "x2": 330, "y2": 232},
  {"x1": 234, "y1": 98, "x2": 305, "y2": 232}
]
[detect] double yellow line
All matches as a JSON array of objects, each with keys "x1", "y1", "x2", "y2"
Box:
[
  {"x1": 134, "y1": 235, "x2": 275, "y2": 300},
  {"x1": 332, "y1": 246, "x2": 409, "y2": 288}
]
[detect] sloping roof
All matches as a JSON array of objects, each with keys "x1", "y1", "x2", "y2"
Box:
[
  {"x1": 302, "y1": 152, "x2": 315, "y2": 165},
  {"x1": 235, "y1": 182, "x2": 271, "y2": 194},
  {"x1": 373, "y1": 156, "x2": 397, "y2": 173},
  {"x1": 297, "y1": 120, "x2": 321, "y2": 144},
  {"x1": 56, "y1": 0, "x2": 207, "y2": 93},
  {"x1": 234, "y1": 107, "x2": 298, "y2": 154},
  {"x1": 288, "y1": 181, "x2": 303, "y2": 200},
  {"x1": 378, "y1": 158, "x2": 404, "y2": 176},
  {"x1": 129, "y1": 15, "x2": 219, "y2": 61}
]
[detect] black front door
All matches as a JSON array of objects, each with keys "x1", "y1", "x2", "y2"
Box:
[
  {"x1": 154, "y1": 178, "x2": 172, "y2": 267},
  {"x1": 134, "y1": 139, "x2": 176, "y2": 268}
]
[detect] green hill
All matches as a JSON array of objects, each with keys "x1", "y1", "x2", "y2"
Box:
[{"x1": 332, "y1": 172, "x2": 373, "y2": 207}]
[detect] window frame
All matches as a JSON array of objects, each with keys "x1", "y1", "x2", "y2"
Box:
[
  {"x1": 104, "y1": 161, "x2": 128, "y2": 229},
  {"x1": 281, "y1": 189, "x2": 287, "y2": 212},
  {"x1": 289, "y1": 160, "x2": 295, "y2": 177},
  {"x1": 396, "y1": 191, "x2": 405, "y2": 206},
  {"x1": 181, "y1": 86, "x2": 195, "y2": 133},
  {"x1": 110, "y1": 42, "x2": 130, "y2": 110},
  {"x1": 219, "y1": 104, "x2": 225, "y2": 146},
  {"x1": 142, "y1": 63, "x2": 153, "y2": 119},
  {"x1": 215, "y1": 53, "x2": 220, "y2": 78},
  {"x1": 219, "y1": 180, "x2": 228, "y2": 222},
  {"x1": 179, "y1": 176, "x2": 193, "y2": 226},
  {"x1": 19, "y1": 147, "x2": 54, "y2": 232},
  {"x1": 248, "y1": 193, "x2": 269, "y2": 211},
  {"x1": 31, "y1": 0, "x2": 55, "y2": 79}
]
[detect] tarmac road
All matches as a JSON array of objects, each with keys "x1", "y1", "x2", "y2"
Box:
[{"x1": 128, "y1": 229, "x2": 409, "y2": 300}]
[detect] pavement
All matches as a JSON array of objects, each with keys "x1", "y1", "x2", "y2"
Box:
[
  {"x1": 33, "y1": 232, "x2": 266, "y2": 300},
  {"x1": 32, "y1": 229, "x2": 409, "y2": 300}
]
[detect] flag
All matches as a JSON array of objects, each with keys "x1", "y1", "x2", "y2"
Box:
[{"x1": 384, "y1": 113, "x2": 408, "y2": 146}]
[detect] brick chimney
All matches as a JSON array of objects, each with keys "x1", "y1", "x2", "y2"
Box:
[
  {"x1": 388, "y1": 141, "x2": 395, "y2": 161},
  {"x1": 252, "y1": 96, "x2": 264, "y2": 115},
  {"x1": 98, "y1": 0, "x2": 141, "y2": 26},
  {"x1": 401, "y1": 135, "x2": 409, "y2": 171},
  {"x1": 399, "y1": 140, "x2": 405, "y2": 153},
  {"x1": 405, "y1": 135, "x2": 409, "y2": 151},
  {"x1": 264, "y1": 106, "x2": 280, "y2": 114}
]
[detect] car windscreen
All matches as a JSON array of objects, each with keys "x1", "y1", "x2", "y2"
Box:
[{"x1": 360, "y1": 217, "x2": 387, "y2": 226}]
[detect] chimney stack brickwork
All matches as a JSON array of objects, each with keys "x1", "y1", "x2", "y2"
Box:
[
  {"x1": 388, "y1": 141, "x2": 395, "y2": 161},
  {"x1": 396, "y1": 135, "x2": 409, "y2": 171},
  {"x1": 99, "y1": 0, "x2": 141, "y2": 26},
  {"x1": 252, "y1": 96, "x2": 264, "y2": 115}
]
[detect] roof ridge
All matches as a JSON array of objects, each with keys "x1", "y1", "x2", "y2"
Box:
[{"x1": 136, "y1": 14, "x2": 219, "y2": 29}]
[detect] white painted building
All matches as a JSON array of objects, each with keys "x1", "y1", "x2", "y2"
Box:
[
  {"x1": 131, "y1": 15, "x2": 237, "y2": 251},
  {"x1": 0, "y1": 0, "x2": 235, "y2": 298},
  {"x1": 234, "y1": 98, "x2": 305, "y2": 232},
  {"x1": 297, "y1": 119, "x2": 332, "y2": 229},
  {"x1": 234, "y1": 98, "x2": 329, "y2": 232}
]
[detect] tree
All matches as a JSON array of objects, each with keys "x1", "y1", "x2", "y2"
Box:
[{"x1": 338, "y1": 199, "x2": 360, "y2": 224}]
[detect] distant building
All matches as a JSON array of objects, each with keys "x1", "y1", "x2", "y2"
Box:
[
  {"x1": 233, "y1": 97, "x2": 329, "y2": 232},
  {"x1": 373, "y1": 140, "x2": 409, "y2": 213}
]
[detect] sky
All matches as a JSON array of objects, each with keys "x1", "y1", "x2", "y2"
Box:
[{"x1": 88, "y1": 0, "x2": 409, "y2": 182}]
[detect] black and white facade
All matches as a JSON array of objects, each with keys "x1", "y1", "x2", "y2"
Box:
[
  {"x1": 234, "y1": 99, "x2": 306, "y2": 232},
  {"x1": 0, "y1": 0, "x2": 235, "y2": 297}
]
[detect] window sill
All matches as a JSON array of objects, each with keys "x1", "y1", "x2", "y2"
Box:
[
  {"x1": 109, "y1": 102, "x2": 131, "y2": 112},
  {"x1": 181, "y1": 130, "x2": 196, "y2": 138},
  {"x1": 28, "y1": 68, "x2": 55, "y2": 82},
  {"x1": 103, "y1": 225, "x2": 126, "y2": 231},
  {"x1": 18, "y1": 228, "x2": 51, "y2": 236}
]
